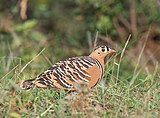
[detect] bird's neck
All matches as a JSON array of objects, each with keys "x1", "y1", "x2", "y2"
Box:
[{"x1": 89, "y1": 54, "x2": 105, "y2": 67}]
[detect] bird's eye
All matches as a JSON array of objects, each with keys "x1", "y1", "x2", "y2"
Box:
[{"x1": 101, "y1": 48, "x2": 105, "y2": 52}]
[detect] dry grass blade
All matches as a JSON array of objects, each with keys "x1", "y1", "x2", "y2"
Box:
[
  {"x1": 116, "y1": 34, "x2": 131, "y2": 84},
  {"x1": 93, "y1": 31, "x2": 99, "y2": 49},
  {"x1": 87, "y1": 31, "x2": 92, "y2": 51},
  {"x1": 133, "y1": 28, "x2": 150, "y2": 76},
  {"x1": 130, "y1": 61, "x2": 159, "y2": 91},
  {"x1": 19, "y1": 48, "x2": 45, "y2": 75},
  {"x1": 0, "y1": 65, "x2": 19, "y2": 81},
  {"x1": 129, "y1": 28, "x2": 151, "y2": 87},
  {"x1": 39, "y1": 104, "x2": 54, "y2": 117},
  {"x1": 42, "y1": 53, "x2": 53, "y2": 66}
]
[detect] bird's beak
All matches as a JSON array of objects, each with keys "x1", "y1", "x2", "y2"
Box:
[{"x1": 108, "y1": 49, "x2": 116, "y2": 54}]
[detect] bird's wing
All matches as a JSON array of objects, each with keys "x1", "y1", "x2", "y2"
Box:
[{"x1": 34, "y1": 56, "x2": 101, "y2": 90}]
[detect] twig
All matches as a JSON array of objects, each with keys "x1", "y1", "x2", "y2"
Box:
[
  {"x1": 118, "y1": 15, "x2": 131, "y2": 31},
  {"x1": 20, "y1": 0, "x2": 28, "y2": 20},
  {"x1": 130, "y1": 0, "x2": 137, "y2": 33}
]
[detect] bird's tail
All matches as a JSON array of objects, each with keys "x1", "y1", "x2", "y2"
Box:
[
  {"x1": 20, "y1": 77, "x2": 54, "y2": 89},
  {"x1": 20, "y1": 79, "x2": 36, "y2": 90}
]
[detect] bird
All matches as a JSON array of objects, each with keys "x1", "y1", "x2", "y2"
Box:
[{"x1": 20, "y1": 45, "x2": 116, "y2": 90}]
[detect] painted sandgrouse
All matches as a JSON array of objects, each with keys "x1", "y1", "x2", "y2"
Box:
[{"x1": 20, "y1": 45, "x2": 116, "y2": 90}]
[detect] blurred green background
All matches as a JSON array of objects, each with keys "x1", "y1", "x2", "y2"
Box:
[
  {"x1": 0, "y1": 0, "x2": 160, "y2": 77},
  {"x1": 1, "y1": 0, "x2": 160, "y2": 60},
  {"x1": 0, "y1": 0, "x2": 160, "y2": 64},
  {"x1": 0, "y1": 0, "x2": 160, "y2": 117}
]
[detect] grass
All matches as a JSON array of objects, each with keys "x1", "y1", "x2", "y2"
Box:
[{"x1": 0, "y1": 37, "x2": 160, "y2": 118}]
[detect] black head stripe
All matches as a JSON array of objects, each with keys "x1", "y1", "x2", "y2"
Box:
[
  {"x1": 93, "y1": 45, "x2": 109, "y2": 51},
  {"x1": 106, "y1": 46, "x2": 109, "y2": 51}
]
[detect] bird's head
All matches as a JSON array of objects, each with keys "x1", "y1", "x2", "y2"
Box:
[{"x1": 89, "y1": 45, "x2": 116, "y2": 61}]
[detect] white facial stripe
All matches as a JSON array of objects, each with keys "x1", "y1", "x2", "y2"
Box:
[
  {"x1": 105, "y1": 46, "x2": 111, "y2": 51},
  {"x1": 105, "y1": 46, "x2": 107, "y2": 51}
]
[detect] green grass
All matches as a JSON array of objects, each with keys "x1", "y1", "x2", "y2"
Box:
[{"x1": 0, "y1": 38, "x2": 160, "y2": 118}]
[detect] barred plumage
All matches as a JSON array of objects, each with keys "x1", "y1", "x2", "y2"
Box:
[{"x1": 20, "y1": 45, "x2": 116, "y2": 90}]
